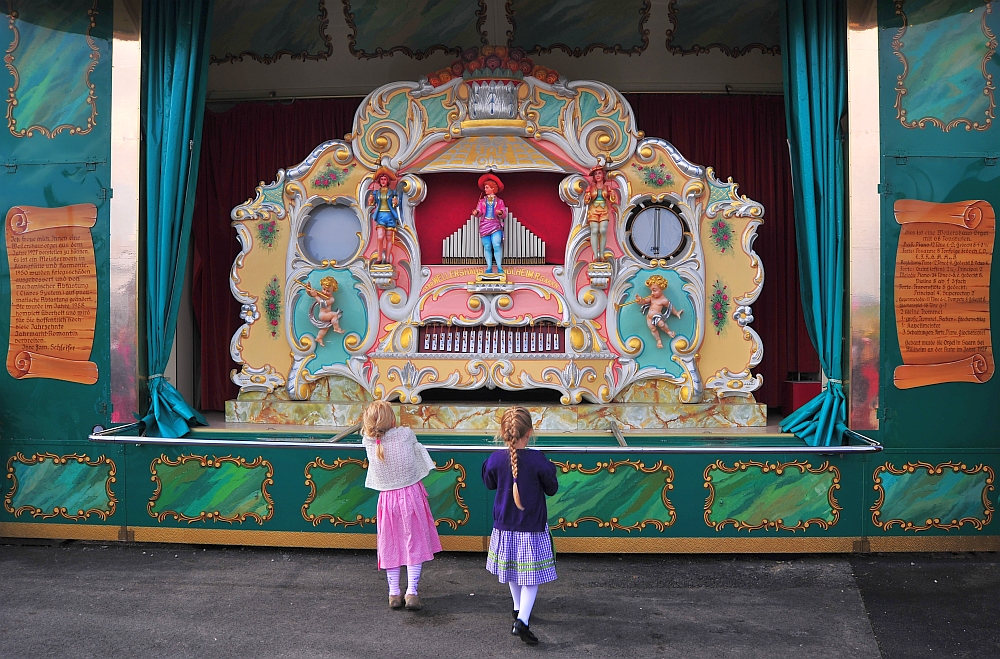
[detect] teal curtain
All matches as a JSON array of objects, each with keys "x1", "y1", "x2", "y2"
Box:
[
  {"x1": 779, "y1": 0, "x2": 848, "y2": 446},
  {"x1": 141, "y1": 0, "x2": 213, "y2": 437}
]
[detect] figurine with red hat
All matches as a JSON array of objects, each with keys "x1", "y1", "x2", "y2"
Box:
[
  {"x1": 367, "y1": 167, "x2": 401, "y2": 264},
  {"x1": 582, "y1": 163, "x2": 620, "y2": 262},
  {"x1": 472, "y1": 173, "x2": 507, "y2": 275}
]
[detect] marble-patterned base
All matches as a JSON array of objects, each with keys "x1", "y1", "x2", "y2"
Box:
[{"x1": 226, "y1": 400, "x2": 766, "y2": 430}]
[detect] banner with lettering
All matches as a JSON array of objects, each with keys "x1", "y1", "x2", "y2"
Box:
[
  {"x1": 893, "y1": 199, "x2": 994, "y2": 389},
  {"x1": 5, "y1": 204, "x2": 99, "y2": 385}
]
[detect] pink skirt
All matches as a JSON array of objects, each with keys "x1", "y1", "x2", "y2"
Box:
[{"x1": 376, "y1": 482, "x2": 442, "y2": 569}]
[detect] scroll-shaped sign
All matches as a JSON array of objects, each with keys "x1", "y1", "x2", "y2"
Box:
[
  {"x1": 893, "y1": 199, "x2": 994, "y2": 389},
  {"x1": 5, "y1": 204, "x2": 99, "y2": 385}
]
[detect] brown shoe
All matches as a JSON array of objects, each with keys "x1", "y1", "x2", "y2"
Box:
[
  {"x1": 404, "y1": 594, "x2": 422, "y2": 610},
  {"x1": 389, "y1": 595, "x2": 404, "y2": 609}
]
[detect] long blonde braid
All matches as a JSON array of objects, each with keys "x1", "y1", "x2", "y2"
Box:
[
  {"x1": 362, "y1": 400, "x2": 396, "y2": 461},
  {"x1": 498, "y1": 407, "x2": 533, "y2": 511}
]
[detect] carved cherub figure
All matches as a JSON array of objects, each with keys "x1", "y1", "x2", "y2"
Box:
[
  {"x1": 303, "y1": 276, "x2": 344, "y2": 346},
  {"x1": 635, "y1": 274, "x2": 683, "y2": 349}
]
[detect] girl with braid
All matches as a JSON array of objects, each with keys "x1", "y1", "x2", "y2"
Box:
[
  {"x1": 482, "y1": 407, "x2": 559, "y2": 645},
  {"x1": 361, "y1": 400, "x2": 441, "y2": 611}
]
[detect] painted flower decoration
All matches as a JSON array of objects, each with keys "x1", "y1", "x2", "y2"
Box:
[
  {"x1": 257, "y1": 219, "x2": 278, "y2": 249},
  {"x1": 312, "y1": 161, "x2": 355, "y2": 189},
  {"x1": 632, "y1": 162, "x2": 674, "y2": 188},
  {"x1": 263, "y1": 276, "x2": 281, "y2": 338},
  {"x1": 710, "y1": 218, "x2": 734, "y2": 253},
  {"x1": 710, "y1": 281, "x2": 730, "y2": 335}
]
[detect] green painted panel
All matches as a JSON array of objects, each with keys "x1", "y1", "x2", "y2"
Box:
[
  {"x1": 424, "y1": 459, "x2": 469, "y2": 528},
  {"x1": 666, "y1": 0, "x2": 779, "y2": 55},
  {"x1": 704, "y1": 460, "x2": 840, "y2": 531},
  {"x1": 148, "y1": 455, "x2": 273, "y2": 524},
  {"x1": 508, "y1": 0, "x2": 648, "y2": 54},
  {"x1": 873, "y1": 461, "x2": 993, "y2": 531},
  {"x1": 419, "y1": 96, "x2": 450, "y2": 131},
  {"x1": 5, "y1": 0, "x2": 100, "y2": 137},
  {"x1": 5, "y1": 451, "x2": 115, "y2": 520},
  {"x1": 547, "y1": 458, "x2": 675, "y2": 532},
  {"x1": 345, "y1": 0, "x2": 482, "y2": 58},
  {"x1": 302, "y1": 457, "x2": 377, "y2": 527},
  {"x1": 536, "y1": 92, "x2": 566, "y2": 129},
  {"x1": 878, "y1": 158, "x2": 1000, "y2": 448},
  {"x1": 892, "y1": 0, "x2": 997, "y2": 131},
  {"x1": 210, "y1": 0, "x2": 330, "y2": 63},
  {"x1": 0, "y1": 1, "x2": 112, "y2": 440}
]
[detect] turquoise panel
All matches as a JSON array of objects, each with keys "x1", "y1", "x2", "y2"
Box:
[
  {"x1": 149, "y1": 456, "x2": 272, "y2": 523},
  {"x1": 666, "y1": 0, "x2": 780, "y2": 55},
  {"x1": 895, "y1": 0, "x2": 997, "y2": 128},
  {"x1": 536, "y1": 93, "x2": 566, "y2": 129},
  {"x1": 424, "y1": 461, "x2": 469, "y2": 527},
  {"x1": 875, "y1": 462, "x2": 993, "y2": 530},
  {"x1": 547, "y1": 459, "x2": 675, "y2": 532},
  {"x1": 507, "y1": 0, "x2": 648, "y2": 53},
  {"x1": 384, "y1": 92, "x2": 409, "y2": 128},
  {"x1": 303, "y1": 458, "x2": 377, "y2": 526},
  {"x1": 211, "y1": 0, "x2": 330, "y2": 63},
  {"x1": 705, "y1": 461, "x2": 839, "y2": 531},
  {"x1": 7, "y1": 453, "x2": 114, "y2": 519},
  {"x1": 295, "y1": 269, "x2": 368, "y2": 374},
  {"x1": 5, "y1": 0, "x2": 99, "y2": 135},
  {"x1": 617, "y1": 268, "x2": 695, "y2": 378},
  {"x1": 345, "y1": 0, "x2": 482, "y2": 57},
  {"x1": 578, "y1": 90, "x2": 601, "y2": 125},
  {"x1": 419, "y1": 96, "x2": 450, "y2": 131}
]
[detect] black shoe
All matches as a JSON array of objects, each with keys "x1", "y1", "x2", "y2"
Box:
[
  {"x1": 512, "y1": 619, "x2": 538, "y2": 645},
  {"x1": 512, "y1": 608, "x2": 519, "y2": 619}
]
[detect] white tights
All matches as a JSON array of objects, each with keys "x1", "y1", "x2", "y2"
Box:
[
  {"x1": 386, "y1": 564, "x2": 422, "y2": 596},
  {"x1": 508, "y1": 582, "x2": 539, "y2": 624}
]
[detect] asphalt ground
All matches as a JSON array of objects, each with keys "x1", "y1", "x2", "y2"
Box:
[{"x1": 0, "y1": 541, "x2": 996, "y2": 658}]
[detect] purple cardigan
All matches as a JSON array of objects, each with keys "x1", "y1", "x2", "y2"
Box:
[{"x1": 482, "y1": 448, "x2": 559, "y2": 533}]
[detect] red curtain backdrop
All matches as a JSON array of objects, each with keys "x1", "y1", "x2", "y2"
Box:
[
  {"x1": 192, "y1": 94, "x2": 816, "y2": 410},
  {"x1": 192, "y1": 98, "x2": 361, "y2": 411},
  {"x1": 416, "y1": 172, "x2": 570, "y2": 264},
  {"x1": 625, "y1": 94, "x2": 819, "y2": 405}
]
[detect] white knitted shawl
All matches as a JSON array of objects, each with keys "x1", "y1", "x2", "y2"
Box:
[{"x1": 362, "y1": 426, "x2": 435, "y2": 491}]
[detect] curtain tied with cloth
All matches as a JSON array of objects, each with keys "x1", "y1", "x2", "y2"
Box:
[
  {"x1": 778, "y1": 0, "x2": 848, "y2": 446},
  {"x1": 141, "y1": 0, "x2": 214, "y2": 437}
]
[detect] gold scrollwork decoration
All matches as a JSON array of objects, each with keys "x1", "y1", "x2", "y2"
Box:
[
  {"x1": 892, "y1": 0, "x2": 996, "y2": 131},
  {"x1": 549, "y1": 459, "x2": 675, "y2": 532},
  {"x1": 871, "y1": 461, "x2": 995, "y2": 532},
  {"x1": 703, "y1": 460, "x2": 841, "y2": 532},
  {"x1": 302, "y1": 456, "x2": 375, "y2": 528},
  {"x1": 5, "y1": 1, "x2": 100, "y2": 138},
  {"x1": 432, "y1": 458, "x2": 470, "y2": 530},
  {"x1": 4, "y1": 452, "x2": 117, "y2": 521},
  {"x1": 148, "y1": 454, "x2": 275, "y2": 524}
]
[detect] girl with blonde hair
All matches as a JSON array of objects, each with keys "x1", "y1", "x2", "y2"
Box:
[
  {"x1": 361, "y1": 400, "x2": 442, "y2": 610},
  {"x1": 482, "y1": 406, "x2": 559, "y2": 645}
]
